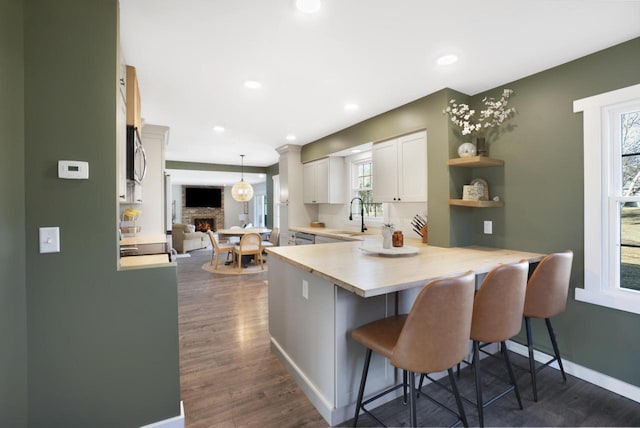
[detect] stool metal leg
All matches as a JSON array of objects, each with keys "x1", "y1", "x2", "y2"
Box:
[
  {"x1": 409, "y1": 370, "x2": 417, "y2": 427},
  {"x1": 448, "y1": 367, "x2": 469, "y2": 428},
  {"x1": 501, "y1": 341, "x2": 523, "y2": 410},
  {"x1": 545, "y1": 318, "x2": 567, "y2": 382},
  {"x1": 525, "y1": 317, "x2": 538, "y2": 402},
  {"x1": 403, "y1": 370, "x2": 408, "y2": 405},
  {"x1": 353, "y1": 348, "x2": 372, "y2": 427},
  {"x1": 473, "y1": 341, "x2": 484, "y2": 428}
]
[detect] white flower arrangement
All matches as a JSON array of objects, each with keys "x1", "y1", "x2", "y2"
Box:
[{"x1": 443, "y1": 89, "x2": 517, "y2": 138}]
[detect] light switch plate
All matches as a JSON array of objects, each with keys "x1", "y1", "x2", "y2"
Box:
[
  {"x1": 302, "y1": 280, "x2": 309, "y2": 300},
  {"x1": 39, "y1": 227, "x2": 60, "y2": 253},
  {"x1": 484, "y1": 221, "x2": 493, "y2": 235}
]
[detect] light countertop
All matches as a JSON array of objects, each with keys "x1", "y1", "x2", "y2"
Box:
[
  {"x1": 266, "y1": 238, "x2": 544, "y2": 297},
  {"x1": 119, "y1": 254, "x2": 175, "y2": 269},
  {"x1": 120, "y1": 234, "x2": 167, "y2": 246},
  {"x1": 289, "y1": 226, "x2": 374, "y2": 241}
]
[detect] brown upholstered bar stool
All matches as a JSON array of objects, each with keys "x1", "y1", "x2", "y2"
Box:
[
  {"x1": 469, "y1": 260, "x2": 529, "y2": 427},
  {"x1": 524, "y1": 250, "x2": 573, "y2": 401},
  {"x1": 351, "y1": 272, "x2": 476, "y2": 427}
]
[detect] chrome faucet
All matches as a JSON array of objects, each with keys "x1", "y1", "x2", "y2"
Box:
[{"x1": 349, "y1": 197, "x2": 368, "y2": 233}]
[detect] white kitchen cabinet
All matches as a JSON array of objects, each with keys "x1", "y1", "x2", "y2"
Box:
[
  {"x1": 116, "y1": 42, "x2": 127, "y2": 201},
  {"x1": 372, "y1": 130, "x2": 427, "y2": 202},
  {"x1": 303, "y1": 157, "x2": 345, "y2": 204}
]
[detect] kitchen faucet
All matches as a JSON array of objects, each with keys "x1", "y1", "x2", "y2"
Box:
[{"x1": 349, "y1": 197, "x2": 368, "y2": 233}]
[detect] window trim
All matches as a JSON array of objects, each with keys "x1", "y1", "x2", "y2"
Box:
[
  {"x1": 348, "y1": 152, "x2": 385, "y2": 226},
  {"x1": 574, "y1": 83, "x2": 640, "y2": 315}
]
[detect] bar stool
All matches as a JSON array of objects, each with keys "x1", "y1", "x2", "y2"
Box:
[
  {"x1": 524, "y1": 250, "x2": 573, "y2": 401},
  {"x1": 468, "y1": 260, "x2": 529, "y2": 427},
  {"x1": 351, "y1": 271, "x2": 475, "y2": 427}
]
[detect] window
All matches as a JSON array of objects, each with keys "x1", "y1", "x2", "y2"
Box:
[
  {"x1": 351, "y1": 155, "x2": 383, "y2": 221},
  {"x1": 574, "y1": 83, "x2": 640, "y2": 315}
]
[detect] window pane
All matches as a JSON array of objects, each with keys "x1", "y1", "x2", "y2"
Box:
[
  {"x1": 622, "y1": 110, "x2": 640, "y2": 155},
  {"x1": 621, "y1": 203, "x2": 640, "y2": 291},
  {"x1": 623, "y1": 155, "x2": 640, "y2": 196}
]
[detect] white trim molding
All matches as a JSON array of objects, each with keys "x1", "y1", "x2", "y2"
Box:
[
  {"x1": 574, "y1": 83, "x2": 640, "y2": 315},
  {"x1": 140, "y1": 401, "x2": 185, "y2": 428},
  {"x1": 507, "y1": 341, "x2": 640, "y2": 404}
]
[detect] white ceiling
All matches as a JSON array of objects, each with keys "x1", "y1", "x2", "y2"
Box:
[{"x1": 120, "y1": 0, "x2": 640, "y2": 185}]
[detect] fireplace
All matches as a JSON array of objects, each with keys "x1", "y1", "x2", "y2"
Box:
[{"x1": 194, "y1": 218, "x2": 215, "y2": 232}]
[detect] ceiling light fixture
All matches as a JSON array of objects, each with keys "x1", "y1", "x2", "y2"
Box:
[
  {"x1": 436, "y1": 54, "x2": 458, "y2": 66},
  {"x1": 231, "y1": 155, "x2": 254, "y2": 202},
  {"x1": 213, "y1": 125, "x2": 225, "y2": 133},
  {"x1": 295, "y1": 0, "x2": 322, "y2": 14},
  {"x1": 351, "y1": 149, "x2": 361, "y2": 154},
  {"x1": 344, "y1": 103, "x2": 359, "y2": 111},
  {"x1": 286, "y1": 134, "x2": 296, "y2": 141},
  {"x1": 244, "y1": 80, "x2": 262, "y2": 89}
]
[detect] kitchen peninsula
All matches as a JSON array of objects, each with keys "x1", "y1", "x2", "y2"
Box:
[{"x1": 266, "y1": 239, "x2": 543, "y2": 425}]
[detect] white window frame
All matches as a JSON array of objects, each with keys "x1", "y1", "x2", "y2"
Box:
[
  {"x1": 348, "y1": 151, "x2": 385, "y2": 226},
  {"x1": 574, "y1": 83, "x2": 640, "y2": 315}
]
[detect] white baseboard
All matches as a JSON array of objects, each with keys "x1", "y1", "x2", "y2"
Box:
[
  {"x1": 507, "y1": 341, "x2": 640, "y2": 404},
  {"x1": 140, "y1": 400, "x2": 185, "y2": 428}
]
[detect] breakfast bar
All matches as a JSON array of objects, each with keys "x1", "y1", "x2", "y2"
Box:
[{"x1": 266, "y1": 239, "x2": 544, "y2": 425}]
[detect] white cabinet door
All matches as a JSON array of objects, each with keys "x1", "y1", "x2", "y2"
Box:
[
  {"x1": 315, "y1": 158, "x2": 329, "y2": 203},
  {"x1": 397, "y1": 131, "x2": 427, "y2": 202},
  {"x1": 372, "y1": 139, "x2": 399, "y2": 202},
  {"x1": 303, "y1": 162, "x2": 316, "y2": 204},
  {"x1": 372, "y1": 131, "x2": 427, "y2": 203}
]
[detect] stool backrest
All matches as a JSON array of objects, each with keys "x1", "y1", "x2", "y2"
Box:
[
  {"x1": 524, "y1": 250, "x2": 573, "y2": 319},
  {"x1": 392, "y1": 271, "x2": 475, "y2": 374},
  {"x1": 471, "y1": 260, "x2": 529, "y2": 343}
]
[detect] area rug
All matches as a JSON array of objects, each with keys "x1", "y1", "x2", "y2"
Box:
[{"x1": 201, "y1": 260, "x2": 268, "y2": 275}]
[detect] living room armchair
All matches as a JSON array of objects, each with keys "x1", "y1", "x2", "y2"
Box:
[{"x1": 172, "y1": 223, "x2": 208, "y2": 254}]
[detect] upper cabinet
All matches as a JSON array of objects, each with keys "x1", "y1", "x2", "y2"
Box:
[
  {"x1": 372, "y1": 130, "x2": 427, "y2": 202},
  {"x1": 116, "y1": 49, "x2": 127, "y2": 201},
  {"x1": 126, "y1": 65, "x2": 142, "y2": 132},
  {"x1": 303, "y1": 157, "x2": 346, "y2": 204}
]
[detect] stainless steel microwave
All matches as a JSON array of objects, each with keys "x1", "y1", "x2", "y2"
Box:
[{"x1": 126, "y1": 125, "x2": 147, "y2": 184}]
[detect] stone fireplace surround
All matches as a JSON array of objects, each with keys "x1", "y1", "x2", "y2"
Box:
[{"x1": 181, "y1": 186, "x2": 224, "y2": 232}]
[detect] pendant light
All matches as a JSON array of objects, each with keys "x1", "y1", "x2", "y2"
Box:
[{"x1": 231, "y1": 154, "x2": 254, "y2": 202}]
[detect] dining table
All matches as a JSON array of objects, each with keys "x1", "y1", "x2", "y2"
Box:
[{"x1": 215, "y1": 227, "x2": 272, "y2": 266}]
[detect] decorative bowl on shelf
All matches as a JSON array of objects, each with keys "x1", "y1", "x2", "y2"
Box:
[{"x1": 457, "y1": 142, "x2": 477, "y2": 158}]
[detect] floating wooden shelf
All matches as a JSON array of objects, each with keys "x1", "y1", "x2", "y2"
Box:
[
  {"x1": 447, "y1": 156, "x2": 504, "y2": 167},
  {"x1": 449, "y1": 199, "x2": 504, "y2": 208}
]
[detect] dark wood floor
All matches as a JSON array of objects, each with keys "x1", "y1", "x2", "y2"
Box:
[{"x1": 177, "y1": 249, "x2": 640, "y2": 427}]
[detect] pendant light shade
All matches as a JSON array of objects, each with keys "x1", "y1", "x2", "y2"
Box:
[{"x1": 231, "y1": 155, "x2": 254, "y2": 202}]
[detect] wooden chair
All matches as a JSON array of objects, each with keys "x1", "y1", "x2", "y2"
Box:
[
  {"x1": 233, "y1": 232, "x2": 263, "y2": 272},
  {"x1": 207, "y1": 230, "x2": 234, "y2": 270},
  {"x1": 351, "y1": 272, "x2": 476, "y2": 427},
  {"x1": 524, "y1": 250, "x2": 573, "y2": 401},
  {"x1": 262, "y1": 227, "x2": 279, "y2": 249}
]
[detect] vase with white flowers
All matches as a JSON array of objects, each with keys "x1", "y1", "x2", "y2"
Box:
[{"x1": 443, "y1": 89, "x2": 516, "y2": 157}]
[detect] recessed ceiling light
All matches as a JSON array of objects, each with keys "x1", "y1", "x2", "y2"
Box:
[
  {"x1": 244, "y1": 80, "x2": 262, "y2": 89},
  {"x1": 351, "y1": 149, "x2": 361, "y2": 154},
  {"x1": 213, "y1": 126, "x2": 225, "y2": 133},
  {"x1": 296, "y1": 0, "x2": 322, "y2": 13},
  {"x1": 286, "y1": 134, "x2": 296, "y2": 141},
  {"x1": 436, "y1": 54, "x2": 458, "y2": 66},
  {"x1": 344, "y1": 103, "x2": 359, "y2": 111}
]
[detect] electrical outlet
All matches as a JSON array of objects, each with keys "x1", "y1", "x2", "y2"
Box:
[
  {"x1": 484, "y1": 221, "x2": 493, "y2": 235},
  {"x1": 302, "y1": 280, "x2": 309, "y2": 299}
]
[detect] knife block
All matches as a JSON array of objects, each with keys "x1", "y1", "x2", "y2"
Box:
[{"x1": 421, "y1": 225, "x2": 428, "y2": 243}]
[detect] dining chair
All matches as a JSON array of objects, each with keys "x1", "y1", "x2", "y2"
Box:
[
  {"x1": 262, "y1": 227, "x2": 279, "y2": 249},
  {"x1": 207, "y1": 231, "x2": 234, "y2": 269},
  {"x1": 233, "y1": 232, "x2": 263, "y2": 272},
  {"x1": 524, "y1": 250, "x2": 573, "y2": 401},
  {"x1": 351, "y1": 271, "x2": 475, "y2": 427}
]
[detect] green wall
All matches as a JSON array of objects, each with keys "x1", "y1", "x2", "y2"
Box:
[
  {"x1": 23, "y1": 1, "x2": 180, "y2": 426},
  {"x1": 303, "y1": 38, "x2": 640, "y2": 388},
  {"x1": 0, "y1": 0, "x2": 28, "y2": 426},
  {"x1": 468, "y1": 37, "x2": 640, "y2": 387}
]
